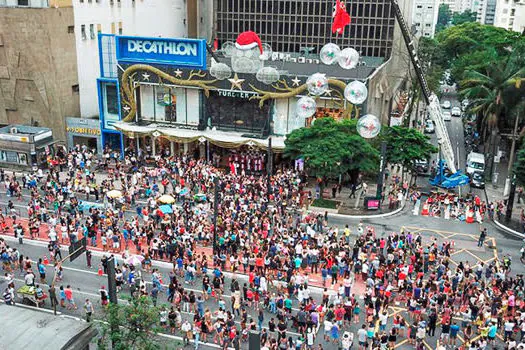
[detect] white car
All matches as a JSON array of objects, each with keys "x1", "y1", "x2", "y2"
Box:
[
  {"x1": 441, "y1": 100, "x2": 451, "y2": 109},
  {"x1": 451, "y1": 107, "x2": 461, "y2": 117},
  {"x1": 443, "y1": 111, "x2": 452, "y2": 121},
  {"x1": 424, "y1": 121, "x2": 435, "y2": 133}
]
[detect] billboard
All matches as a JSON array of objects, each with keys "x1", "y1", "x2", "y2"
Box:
[{"x1": 116, "y1": 36, "x2": 207, "y2": 69}]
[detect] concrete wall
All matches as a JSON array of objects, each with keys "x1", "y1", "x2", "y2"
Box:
[
  {"x1": 73, "y1": 0, "x2": 188, "y2": 119},
  {"x1": 0, "y1": 7, "x2": 80, "y2": 141}
]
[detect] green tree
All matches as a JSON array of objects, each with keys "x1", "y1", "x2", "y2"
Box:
[
  {"x1": 284, "y1": 118, "x2": 379, "y2": 181},
  {"x1": 380, "y1": 126, "x2": 438, "y2": 179},
  {"x1": 436, "y1": 4, "x2": 451, "y2": 32},
  {"x1": 97, "y1": 296, "x2": 164, "y2": 350},
  {"x1": 460, "y1": 50, "x2": 525, "y2": 133},
  {"x1": 514, "y1": 145, "x2": 525, "y2": 186},
  {"x1": 451, "y1": 10, "x2": 478, "y2": 25}
]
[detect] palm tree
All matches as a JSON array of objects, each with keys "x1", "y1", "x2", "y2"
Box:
[{"x1": 460, "y1": 51, "x2": 525, "y2": 136}]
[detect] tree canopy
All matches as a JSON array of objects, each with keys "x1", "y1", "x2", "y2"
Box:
[
  {"x1": 436, "y1": 4, "x2": 451, "y2": 33},
  {"x1": 284, "y1": 118, "x2": 379, "y2": 179},
  {"x1": 380, "y1": 126, "x2": 438, "y2": 173},
  {"x1": 97, "y1": 296, "x2": 167, "y2": 350},
  {"x1": 284, "y1": 119, "x2": 437, "y2": 179},
  {"x1": 451, "y1": 10, "x2": 478, "y2": 25}
]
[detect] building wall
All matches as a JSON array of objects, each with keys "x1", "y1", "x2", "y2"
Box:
[
  {"x1": 493, "y1": 0, "x2": 525, "y2": 31},
  {"x1": 412, "y1": 0, "x2": 439, "y2": 38},
  {"x1": 0, "y1": 0, "x2": 51, "y2": 7},
  {"x1": 0, "y1": 7, "x2": 79, "y2": 141},
  {"x1": 73, "y1": 0, "x2": 188, "y2": 118},
  {"x1": 216, "y1": 0, "x2": 397, "y2": 58}
]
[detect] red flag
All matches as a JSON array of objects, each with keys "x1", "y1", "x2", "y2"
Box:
[{"x1": 332, "y1": 0, "x2": 351, "y2": 35}]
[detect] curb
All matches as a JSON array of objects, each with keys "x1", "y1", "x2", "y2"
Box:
[
  {"x1": 324, "y1": 199, "x2": 406, "y2": 219},
  {"x1": 493, "y1": 219, "x2": 525, "y2": 239}
]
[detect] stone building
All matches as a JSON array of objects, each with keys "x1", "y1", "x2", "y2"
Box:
[{"x1": 0, "y1": 2, "x2": 80, "y2": 142}]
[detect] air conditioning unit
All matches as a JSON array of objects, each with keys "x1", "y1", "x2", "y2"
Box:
[
  {"x1": 298, "y1": 57, "x2": 306, "y2": 63},
  {"x1": 10, "y1": 127, "x2": 18, "y2": 134},
  {"x1": 289, "y1": 57, "x2": 297, "y2": 62}
]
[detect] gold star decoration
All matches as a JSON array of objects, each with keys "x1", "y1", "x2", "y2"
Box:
[
  {"x1": 324, "y1": 89, "x2": 333, "y2": 96},
  {"x1": 291, "y1": 76, "x2": 301, "y2": 86},
  {"x1": 174, "y1": 69, "x2": 183, "y2": 78},
  {"x1": 228, "y1": 73, "x2": 245, "y2": 90},
  {"x1": 141, "y1": 72, "x2": 150, "y2": 81}
]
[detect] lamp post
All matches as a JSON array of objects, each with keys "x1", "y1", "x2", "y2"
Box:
[
  {"x1": 212, "y1": 176, "x2": 219, "y2": 255},
  {"x1": 376, "y1": 141, "x2": 387, "y2": 199},
  {"x1": 267, "y1": 137, "x2": 272, "y2": 206}
]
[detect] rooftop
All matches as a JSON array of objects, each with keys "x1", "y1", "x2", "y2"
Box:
[
  {"x1": 0, "y1": 304, "x2": 96, "y2": 349},
  {"x1": 0, "y1": 124, "x2": 51, "y2": 135}
]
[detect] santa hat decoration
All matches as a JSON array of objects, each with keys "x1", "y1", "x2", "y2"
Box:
[{"x1": 235, "y1": 31, "x2": 264, "y2": 58}]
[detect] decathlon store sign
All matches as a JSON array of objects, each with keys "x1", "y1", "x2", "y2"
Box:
[{"x1": 116, "y1": 36, "x2": 206, "y2": 69}]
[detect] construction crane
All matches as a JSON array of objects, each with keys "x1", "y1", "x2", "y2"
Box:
[{"x1": 389, "y1": 0, "x2": 469, "y2": 188}]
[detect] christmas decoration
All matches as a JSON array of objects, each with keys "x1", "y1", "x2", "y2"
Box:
[
  {"x1": 306, "y1": 73, "x2": 329, "y2": 96},
  {"x1": 231, "y1": 31, "x2": 266, "y2": 73},
  {"x1": 210, "y1": 62, "x2": 232, "y2": 80},
  {"x1": 261, "y1": 43, "x2": 273, "y2": 61},
  {"x1": 332, "y1": 0, "x2": 351, "y2": 35},
  {"x1": 235, "y1": 31, "x2": 265, "y2": 59},
  {"x1": 221, "y1": 41, "x2": 236, "y2": 57},
  {"x1": 228, "y1": 73, "x2": 245, "y2": 90},
  {"x1": 344, "y1": 80, "x2": 368, "y2": 104},
  {"x1": 320, "y1": 43, "x2": 341, "y2": 65},
  {"x1": 256, "y1": 66, "x2": 280, "y2": 84},
  {"x1": 296, "y1": 96, "x2": 317, "y2": 119},
  {"x1": 356, "y1": 114, "x2": 381, "y2": 138},
  {"x1": 338, "y1": 47, "x2": 360, "y2": 69}
]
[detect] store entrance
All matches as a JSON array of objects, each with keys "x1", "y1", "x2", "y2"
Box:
[{"x1": 73, "y1": 136, "x2": 98, "y2": 152}]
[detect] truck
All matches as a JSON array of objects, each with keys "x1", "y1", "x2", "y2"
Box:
[{"x1": 466, "y1": 152, "x2": 485, "y2": 175}]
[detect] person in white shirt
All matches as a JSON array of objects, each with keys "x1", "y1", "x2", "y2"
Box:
[{"x1": 324, "y1": 319, "x2": 333, "y2": 342}]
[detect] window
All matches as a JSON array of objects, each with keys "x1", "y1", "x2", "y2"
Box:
[
  {"x1": 72, "y1": 84, "x2": 79, "y2": 93},
  {"x1": 17, "y1": 0, "x2": 29, "y2": 6},
  {"x1": 118, "y1": 22, "x2": 123, "y2": 35},
  {"x1": 81, "y1": 25, "x2": 87, "y2": 40},
  {"x1": 425, "y1": 23, "x2": 431, "y2": 27},
  {"x1": 97, "y1": 24, "x2": 102, "y2": 33},
  {"x1": 68, "y1": 26, "x2": 74, "y2": 34},
  {"x1": 105, "y1": 85, "x2": 119, "y2": 115},
  {"x1": 417, "y1": 5, "x2": 423, "y2": 8},
  {"x1": 90, "y1": 24, "x2": 95, "y2": 39}
]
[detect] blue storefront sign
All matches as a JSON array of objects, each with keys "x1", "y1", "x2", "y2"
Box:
[{"x1": 116, "y1": 36, "x2": 207, "y2": 69}]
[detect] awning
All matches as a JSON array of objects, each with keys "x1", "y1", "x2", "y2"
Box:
[{"x1": 112, "y1": 122, "x2": 286, "y2": 152}]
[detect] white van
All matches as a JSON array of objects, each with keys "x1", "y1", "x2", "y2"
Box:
[{"x1": 466, "y1": 152, "x2": 485, "y2": 174}]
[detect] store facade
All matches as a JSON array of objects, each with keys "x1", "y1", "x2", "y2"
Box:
[
  {"x1": 0, "y1": 125, "x2": 55, "y2": 170},
  {"x1": 99, "y1": 33, "x2": 383, "y2": 159},
  {"x1": 65, "y1": 117, "x2": 103, "y2": 154}
]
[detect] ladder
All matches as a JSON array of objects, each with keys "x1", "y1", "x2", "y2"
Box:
[{"x1": 389, "y1": 0, "x2": 457, "y2": 174}]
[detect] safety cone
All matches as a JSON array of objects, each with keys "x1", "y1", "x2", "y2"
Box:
[
  {"x1": 421, "y1": 203, "x2": 429, "y2": 216},
  {"x1": 43, "y1": 256, "x2": 49, "y2": 265},
  {"x1": 466, "y1": 209, "x2": 474, "y2": 224},
  {"x1": 98, "y1": 266, "x2": 103, "y2": 276}
]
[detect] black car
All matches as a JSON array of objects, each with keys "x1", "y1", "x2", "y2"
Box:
[{"x1": 470, "y1": 171, "x2": 485, "y2": 189}]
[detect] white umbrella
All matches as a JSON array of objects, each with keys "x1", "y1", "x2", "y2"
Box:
[{"x1": 125, "y1": 255, "x2": 145, "y2": 266}]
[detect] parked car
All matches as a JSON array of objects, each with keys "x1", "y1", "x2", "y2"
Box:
[
  {"x1": 414, "y1": 159, "x2": 429, "y2": 174},
  {"x1": 442, "y1": 111, "x2": 452, "y2": 121},
  {"x1": 441, "y1": 100, "x2": 451, "y2": 109},
  {"x1": 451, "y1": 107, "x2": 461, "y2": 117},
  {"x1": 424, "y1": 120, "x2": 435, "y2": 133},
  {"x1": 470, "y1": 171, "x2": 485, "y2": 189}
]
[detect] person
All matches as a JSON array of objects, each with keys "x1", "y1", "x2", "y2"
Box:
[
  {"x1": 478, "y1": 227, "x2": 487, "y2": 247},
  {"x1": 64, "y1": 285, "x2": 77, "y2": 310},
  {"x1": 181, "y1": 319, "x2": 192, "y2": 346},
  {"x1": 86, "y1": 250, "x2": 92, "y2": 268},
  {"x1": 99, "y1": 285, "x2": 109, "y2": 306},
  {"x1": 3, "y1": 287, "x2": 14, "y2": 305},
  {"x1": 357, "y1": 324, "x2": 367, "y2": 350},
  {"x1": 84, "y1": 298, "x2": 94, "y2": 322},
  {"x1": 48, "y1": 285, "x2": 58, "y2": 309}
]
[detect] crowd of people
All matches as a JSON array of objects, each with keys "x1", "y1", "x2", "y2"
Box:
[{"x1": 1, "y1": 146, "x2": 525, "y2": 350}]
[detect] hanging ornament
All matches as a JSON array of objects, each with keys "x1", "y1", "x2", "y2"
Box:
[
  {"x1": 221, "y1": 41, "x2": 236, "y2": 57},
  {"x1": 232, "y1": 57, "x2": 256, "y2": 73},
  {"x1": 210, "y1": 63, "x2": 232, "y2": 80},
  {"x1": 256, "y1": 67, "x2": 280, "y2": 84},
  {"x1": 306, "y1": 73, "x2": 329, "y2": 96},
  {"x1": 296, "y1": 96, "x2": 317, "y2": 119},
  {"x1": 356, "y1": 114, "x2": 381, "y2": 139},
  {"x1": 338, "y1": 47, "x2": 360, "y2": 69},
  {"x1": 320, "y1": 43, "x2": 341, "y2": 65},
  {"x1": 344, "y1": 81, "x2": 368, "y2": 104}
]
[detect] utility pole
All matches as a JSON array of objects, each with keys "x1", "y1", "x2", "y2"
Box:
[
  {"x1": 267, "y1": 137, "x2": 272, "y2": 205},
  {"x1": 212, "y1": 176, "x2": 219, "y2": 255},
  {"x1": 107, "y1": 256, "x2": 118, "y2": 304},
  {"x1": 376, "y1": 142, "x2": 387, "y2": 199},
  {"x1": 505, "y1": 112, "x2": 521, "y2": 220}
]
